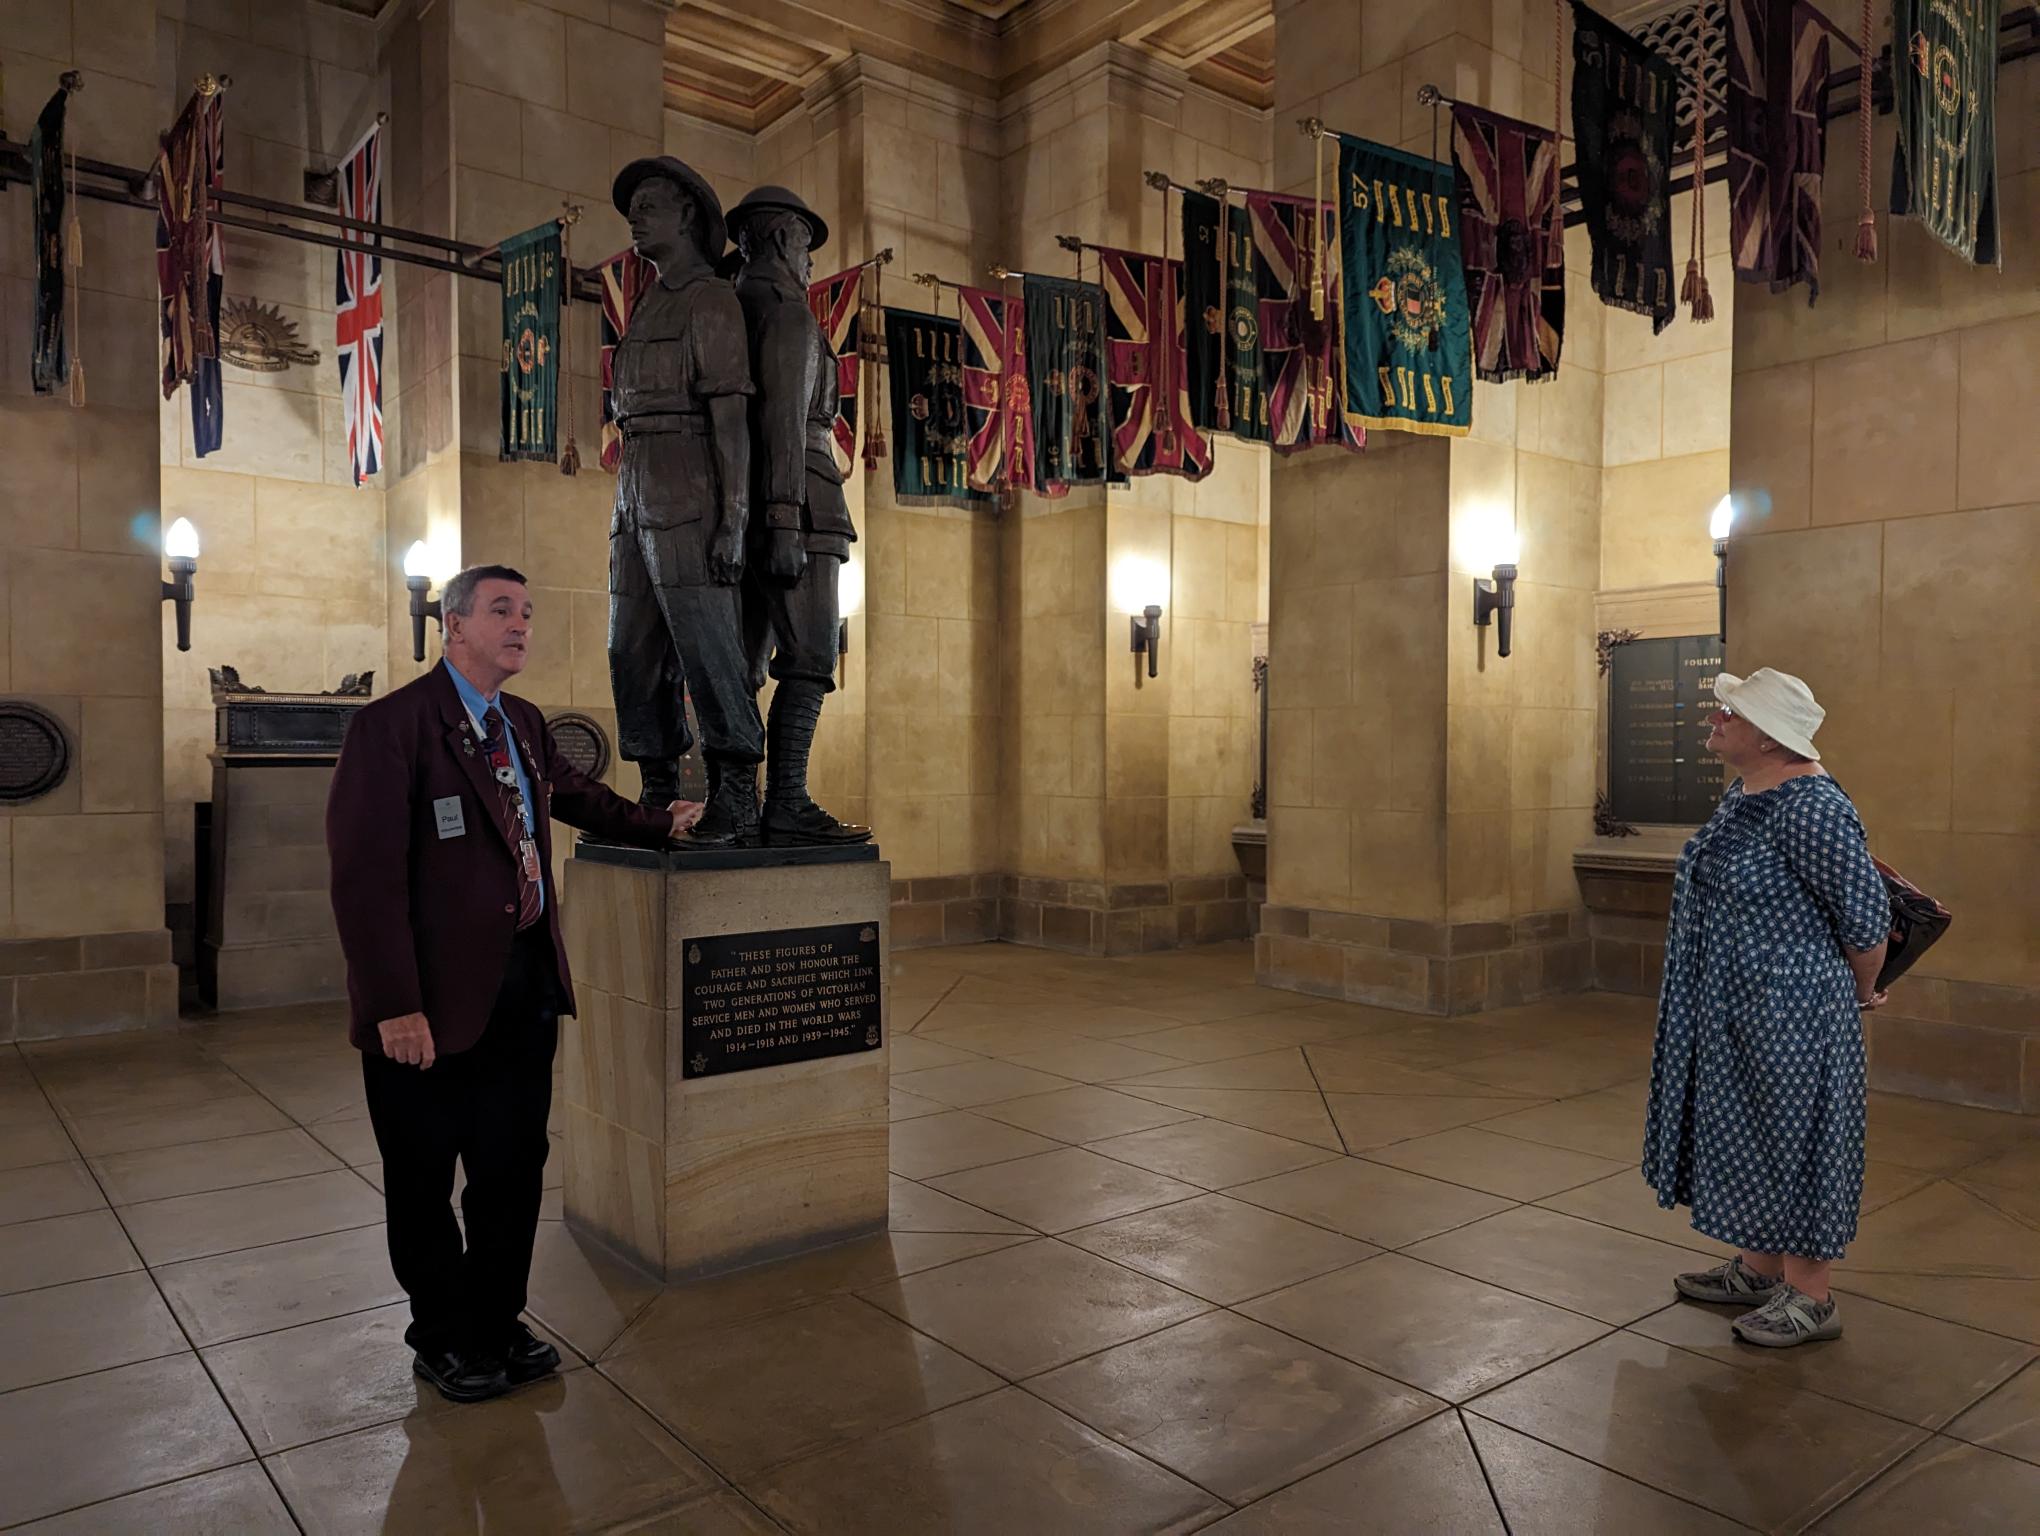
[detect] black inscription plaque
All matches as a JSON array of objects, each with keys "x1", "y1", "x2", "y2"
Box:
[
  {"x1": 0, "y1": 702, "x2": 71, "y2": 804},
  {"x1": 1608, "y1": 635, "x2": 1724, "y2": 825},
  {"x1": 681, "y1": 922, "x2": 883, "y2": 1078},
  {"x1": 546, "y1": 711, "x2": 612, "y2": 781}
]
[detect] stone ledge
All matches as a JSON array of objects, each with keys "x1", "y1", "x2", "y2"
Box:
[
  {"x1": 1, "y1": 961, "x2": 179, "y2": 1043},
  {"x1": 1253, "y1": 906, "x2": 1589, "y2": 1016}
]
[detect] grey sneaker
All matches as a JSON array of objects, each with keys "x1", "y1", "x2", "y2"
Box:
[
  {"x1": 1731, "y1": 1285, "x2": 1842, "y2": 1348},
  {"x1": 1674, "y1": 1255, "x2": 1785, "y2": 1306}
]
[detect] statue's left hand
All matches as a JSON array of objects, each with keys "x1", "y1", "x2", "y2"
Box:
[
  {"x1": 708, "y1": 521, "x2": 746, "y2": 584},
  {"x1": 767, "y1": 527, "x2": 808, "y2": 581}
]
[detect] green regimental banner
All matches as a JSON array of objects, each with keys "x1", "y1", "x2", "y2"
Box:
[
  {"x1": 500, "y1": 223, "x2": 561, "y2": 461},
  {"x1": 1333, "y1": 134, "x2": 1473, "y2": 439},
  {"x1": 1891, "y1": 0, "x2": 2001, "y2": 266}
]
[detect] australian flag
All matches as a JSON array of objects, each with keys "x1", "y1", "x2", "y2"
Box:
[{"x1": 336, "y1": 124, "x2": 384, "y2": 485}]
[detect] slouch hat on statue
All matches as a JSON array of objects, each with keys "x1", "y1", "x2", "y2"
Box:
[
  {"x1": 726, "y1": 185, "x2": 829, "y2": 254},
  {"x1": 611, "y1": 155, "x2": 727, "y2": 259}
]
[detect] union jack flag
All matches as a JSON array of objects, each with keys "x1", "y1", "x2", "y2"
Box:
[
  {"x1": 335, "y1": 124, "x2": 384, "y2": 485},
  {"x1": 597, "y1": 246, "x2": 653, "y2": 472},
  {"x1": 957, "y1": 285, "x2": 1033, "y2": 494},
  {"x1": 806, "y1": 264, "x2": 863, "y2": 477},
  {"x1": 1244, "y1": 192, "x2": 1362, "y2": 454},
  {"x1": 1096, "y1": 248, "x2": 1211, "y2": 480},
  {"x1": 156, "y1": 88, "x2": 225, "y2": 455}
]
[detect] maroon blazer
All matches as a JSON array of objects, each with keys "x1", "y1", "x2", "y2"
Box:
[{"x1": 327, "y1": 664, "x2": 673, "y2": 1056}]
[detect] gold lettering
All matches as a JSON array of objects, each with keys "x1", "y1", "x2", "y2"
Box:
[
  {"x1": 1375, "y1": 180, "x2": 1391, "y2": 225},
  {"x1": 1378, "y1": 365, "x2": 1394, "y2": 403},
  {"x1": 1349, "y1": 171, "x2": 1370, "y2": 213},
  {"x1": 1441, "y1": 375, "x2": 1455, "y2": 416},
  {"x1": 1614, "y1": 252, "x2": 1627, "y2": 296},
  {"x1": 1435, "y1": 193, "x2": 1451, "y2": 240},
  {"x1": 1418, "y1": 187, "x2": 1434, "y2": 234},
  {"x1": 1422, "y1": 373, "x2": 1438, "y2": 414}
]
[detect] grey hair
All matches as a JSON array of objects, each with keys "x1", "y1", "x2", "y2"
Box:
[{"x1": 442, "y1": 564, "x2": 528, "y2": 619}]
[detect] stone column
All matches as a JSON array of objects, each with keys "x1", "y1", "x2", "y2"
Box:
[
  {"x1": 0, "y1": 4, "x2": 178, "y2": 1037},
  {"x1": 1728, "y1": 67, "x2": 2040, "y2": 1110},
  {"x1": 1259, "y1": 0, "x2": 1600, "y2": 1012}
]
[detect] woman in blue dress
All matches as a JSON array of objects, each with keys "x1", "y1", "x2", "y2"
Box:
[{"x1": 1642, "y1": 668, "x2": 1890, "y2": 1348}]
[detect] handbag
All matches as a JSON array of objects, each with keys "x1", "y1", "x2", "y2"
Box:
[{"x1": 1871, "y1": 856, "x2": 1952, "y2": 993}]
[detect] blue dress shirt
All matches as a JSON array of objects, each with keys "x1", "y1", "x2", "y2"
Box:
[{"x1": 443, "y1": 661, "x2": 544, "y2": 915}]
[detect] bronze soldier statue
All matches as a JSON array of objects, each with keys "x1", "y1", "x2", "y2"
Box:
[
  {"x1": 605, "y1": 156, "x2": 764, "y2": 845},
  {"x1": 726, "y1": 186, "x2": 870, "y2": 846}
]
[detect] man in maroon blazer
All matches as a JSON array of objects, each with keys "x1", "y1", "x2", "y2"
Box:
[{"x1": 327, "y1": 563, "x2": 697, "y2": 1403}]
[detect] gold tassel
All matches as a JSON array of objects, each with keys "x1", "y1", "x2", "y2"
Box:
[
  {"x1": 1853, "y1": 0, "x2": 1878, "y2": 261},
  {"x1": 557, "y1": 209, "x2": 579, "y2": 475},
  {"x1": 1309, "y1": 120, "x2": 1327, "y2": 320},
  {"x1": 1683, "y1": 75, "x2": 1713, "y2": 322}
]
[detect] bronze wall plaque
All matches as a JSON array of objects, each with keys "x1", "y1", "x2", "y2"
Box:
[
  {"x1": 0, "y1": 703, "x2": 71, "y2": 804},
  {"x1": 1607, "y1": 634, "x2": 1724, "y2": 825},
  {"x1": 681, "y1": 922, "x2": 882, "y2": 1078},
  {"x1": 547, "y1": 711, "x2": 612, "y2": 782}
]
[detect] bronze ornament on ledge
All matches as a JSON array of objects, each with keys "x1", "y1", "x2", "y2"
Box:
[
  {"x1": 1594, "y1": 791, "x2": 1640, "y2": 839},
  {"x1": 219, "y1": 297, "x2": 320, "y2": 373},
  {"x1": 1595, "y1": 627, "x2": 1641, "y2": 675}
]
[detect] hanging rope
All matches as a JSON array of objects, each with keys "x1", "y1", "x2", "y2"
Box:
[
  {"x1": 861, "y1": 261, "x2": 887, "y2": 467},
  {"x1": 1554, "y1": 0, "x2": 1564, "y2": 144},
  {"x1": 556, "y1": 205, "x2": 581, "y2": 474},
  {"x1": 1854, "y1": 0, "x2": 1878, "y2": 260},
  {"x1": 1309, "y1": 120, "x2": 1326, "y2": 320},
  {"x1": 1680, "y1": 74, "x2": 1714, "y2": 322},
  {"x1": 1214, "y1": 189, "x2": 1232, "y2": 431}
]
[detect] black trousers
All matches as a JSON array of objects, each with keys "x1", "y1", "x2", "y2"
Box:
[{"x1": 362, "y1": 927, "x2": 560, "y2": 1356}]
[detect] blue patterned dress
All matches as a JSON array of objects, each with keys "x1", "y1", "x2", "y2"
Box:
[{"x1": 1642, "y1": 774, "x2": 1890, "y2": 1260}]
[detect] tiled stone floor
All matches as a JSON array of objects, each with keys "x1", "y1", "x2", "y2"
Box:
[{"x1": 2, "y1": 940, "x2": 2038, "y2": 1532}]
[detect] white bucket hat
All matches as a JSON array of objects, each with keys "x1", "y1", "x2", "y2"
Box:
[{"x1": 1714, "y1": 668, "x2": 1824, "y2": 761}]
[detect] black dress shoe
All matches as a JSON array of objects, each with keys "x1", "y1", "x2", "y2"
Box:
[
  {"x1": 413, "y1": 1348, "x2": 510, "y2": 1403},
  {"x1": 760, "y1": 797, "x2": 872, "y2": 846},
  {"x1": 504, "y1": 1322, "x2": 561, "y2": 1385}
]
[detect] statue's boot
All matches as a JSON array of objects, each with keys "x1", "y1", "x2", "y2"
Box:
[
  {"x1": 635, "y1": 760, "x2": 679, "y2": 811},
  {"x1": 685, "y1": 758, "x2": 761, "y2": 847},
  {"x1": 759, "y1": 680, "x2": 871, "y2": 846}
]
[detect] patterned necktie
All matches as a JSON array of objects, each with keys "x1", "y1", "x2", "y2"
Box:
[{"x1": 480, "y1": 706, "x2": 543, "y2": 931}]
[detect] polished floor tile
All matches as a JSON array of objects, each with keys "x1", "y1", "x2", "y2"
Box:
[
  {"x1": 1944, "y1": 1359, "x2": 2040, "y2": 1466},
  {"x1": 1361, "y1": 1126, "x2": 1631, "y2": 1201},
  {"x1": 974, "y1": 1084, "x2": 1198, "y2": 1142},
  {"x1": 1324, "y1": 1091, "x2": 1537, "y2": 1151},
  {"x1": 118, "y1": 1168, "x2": 384, "y2": 1266},
  {"x1": 862, "y1": 1238, "x2": 1210, "y2": 1379},
  {"x1": 1061, "y1": 1192, "x2": 1375, "y2": 1305},
  {"x1": 1462, "y1": 1413, "x2": 1747, "y2": 1534},
  {"x1": 1203, "y1": 1410, "x2": 1503, "y2": 1533},
  {"x1": 1303, "y1": 1044, "x2": 1542, "y2": 1099},
  {"x1": 0, "y1": 1159, "x2": 105, "y2": 1226},
  {"x1": 1116, "y1": 1022, "x2": 1282, "y2": 1064},
  {"x1": 1406, "y1": 1205, "x2": 1715, "y2": 1325},
  {"x1": 890, "y1": 1059, "x2": 1077, "y2": 1108},
  {"x1": 887, "y1": 1175, "x2": 1031, "y2": 1235},
  {"x1": 886, "y1": 1110, "x2": 1064, "y2": 1180},
  {"x1": 0, "y1": 1271, "x2": 188, "y2": 1395},
  {"x1": 1117, "y1": 1086, "x2": 1345, "y2": 1148},
  {"x1": 1228, "y1": 1156, "x2": 1514, "y2": 1249},
  {"x1": 266, "y1": 1368, "x2": 718, "y2": 1536},
  {"x1": 1241, "y1": 1252, "x2": 1610, "y2": 1402},
  {"x1": 1474, "y1": 1081, "x2": 1648, "y2": 1161},
  {"x1": 1472, "y1": 1331, "x2": 1926, "y2": 1530},
  {"x1": 3, "y1": 1463, "x2": 295, "y2": 1535},
  {"x1": 0, "y1": 1119, "x2": 75, "y2": 1173},
  {"x1": 1088, "y1": 1117, "x2": 1338, "y2": 1189},
  {"x1": 90, "y1": 1126, "x2": 345, "y2": 1205},
  {"x1": 1633, "y1": 1292, "x2": 2034, "y2": 1430},
  {"x1": 59, "y1": 1094, "x2": 294, "y2": 1158},
  {"x1": 1116, "y1": 1048, "x2": 1319, "y2": 1091},
  {"x1": 0, "y1": 1208, "x2": 141, "y2": 1296},
  {"x1": 153, "y1": 1223, "x2": 402, "y2": 1347},
  {"x1": 1536, "y1": 1169, "x2": 1726, "y2": 1249},
  {"x1": 1032, "y1": 1310, "x2": 1442, "y2": 1503},
  {"x1": 887, "y1": 1035, "x2": 989, "y2": 1075},
  {"x1": 925, "y1": 1146, "x2": 1201, "y2": 1233},
  {"x1": 752, "y1": 1387, "x2": 1226, "y2": 1536},
  {"x1": 888, "y1": 1087, "x2": 949, "y2": 1122},
  {"x1": 523, "y1": 1220, "x2": 665, "y2": 1360},
  {"x1": 603, "y1": 1294, "x2": 999, "y2": 1478},
  {"x1": 1004, "y1": 1036, "x2": 1189, "y2": 1083},
  {"x1": 1818, "y1": 1436, "x2": 2040, "y2": 1532},
  {"x1": 0, "y1": 1353, "x2": 253, "y2": 1527}
]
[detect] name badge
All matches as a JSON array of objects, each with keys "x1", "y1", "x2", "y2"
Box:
[{"x1": 433, "y1": 796, "x2": 467, "y2": 839}]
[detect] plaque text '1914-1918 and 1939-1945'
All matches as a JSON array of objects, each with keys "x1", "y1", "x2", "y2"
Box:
[{"x1": 681, "y1": 923, "x2": 883, "y2": 1078}]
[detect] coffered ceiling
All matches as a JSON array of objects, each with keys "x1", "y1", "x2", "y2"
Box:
[{"x1": 663, "y1": 0, "x2": 1275, "y2": 130}]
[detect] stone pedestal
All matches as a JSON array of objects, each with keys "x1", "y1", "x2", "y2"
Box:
[
  {"x1": 561, "y1": 843, "x2": 891, "y2": 1282},
  {"x1": 204, "y1": 761, "x2": 348, "y2": 1010}
]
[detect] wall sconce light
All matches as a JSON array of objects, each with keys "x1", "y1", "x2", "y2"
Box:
[
  {"x1": 1130, "y1": 605, "x2": 1164, "y2": 678},
  {"x1": 836, "y1": 555, "x2": 863, "y2": 685},
  {"x1": 1709, "y1": 495, "x2": 1734, "y2": 643},
  {"x1": 161, "y1": 517, "x2": 201, "y2": 653},
  {"x1": 1470, "y1": 517, "x2": 1520, "y2": 659},
  {"x1": 405, "y1": 540, "x2": 448, "y2": 663}
]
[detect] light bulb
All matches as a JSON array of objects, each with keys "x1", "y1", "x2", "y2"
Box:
[
  {"x1": 1491, "y1": 521, "x2": 1521, "y2": 567},
  {"x1": 1709, "y1": 495, "x2": 1735, "y2": 541},
  {"x1": 839, "y1": 555, "x2": 865, "y2": 617},
  {"x1": 164, "y1": 516, "x2": 200, "y2": 560},
  {"x1": 1109, "y1": 554, "x2": 1169, "y2": 615},
  {"x1": 403, "y1": 540, "x2": 433, "y2": 579}
]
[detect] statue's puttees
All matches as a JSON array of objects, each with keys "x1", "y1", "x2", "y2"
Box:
[
  {"x1": 605, "y1": 157, "x2": 869, "y2": 849},
  {"x1": 726, "y1": 185, "x2": 869, "y2": 847},
  {"x1": 607, "y1": 156, "x2": 764, "y2": 845}
]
